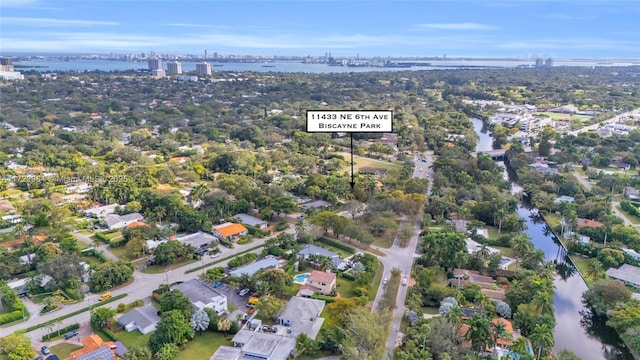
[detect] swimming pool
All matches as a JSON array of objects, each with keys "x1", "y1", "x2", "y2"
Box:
[
  {"x1": 293, "y1": 273, "x2": 310, "y2": 283},
  {"x1": 500, "y1": 257, "x2": 511, "y2": 265}
]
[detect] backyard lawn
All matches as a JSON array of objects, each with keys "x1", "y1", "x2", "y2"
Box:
[
  {"x1": 570, "y1": 255, "x2": 595, "y2": 287},
  {"x1": 176, "y1": 332, "x2": 232, "y2": 360},
  {"x1": 336, "y1": 277, "x2": 357, "y2": 298},
  {"x1": 337, "y1": 152, "x2": 401, "y2": 172},
  {"x1": 492, "y1": 246, "x2": 516, "y2": 258},
  {"x1": 50, "y1": 343, "x2": 82, "y2": 359},
  {"x1": 113, "y1": 329, "x2": 152, "y2": 348}
]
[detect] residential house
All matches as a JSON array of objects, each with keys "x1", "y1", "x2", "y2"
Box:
[
  {"x1": 176, "y1": 231, "x2": 218, "y2": 249},
  {"x1": 213, "y1": 222, "x2": 248, "y2": 241},
  {"x1": 85, "y1": 204, "x2": 121, "y2": 218},
  {"x1": 233, "y1": 213, "x2": 268, "y2": 229},
  {"x1": 64, "y1": 334, "x2": 121, "y2": 360},
  {"x1": 611, "y1": 161, "x2": 632, "y2": 171},
  {"x1": 450, "y1": 269, "x2": 506, "y2": 301},
  {"x1": 298, "y1": 244, "x2": 347, "y2": 270},
  {"x1": 451, "y1": 219, "x2": 470, "y2": 233},
  {"x1": 577, "y1": 218, "x2": 604, "y2": 229},
  {"x1": 228, "y1": 256, "x2": 280, "y2": 278},
  {"x1": 554, "y1": 195, "x2": 575, "y2": 204},
  {"x1": 276, "y1": 296, "x2": 326, "y2": 339},
  {"x1": 301, "y1": 200, "x2": 331, "y2": 210},
  {"x1": 210, "y1": 330, "x2": 296, "y2": 360},
  {"x1": 173, "y1": 279, "x2": 228, "y2": 315},
  {"x1": 0, "y1": 199, "x2": 16, "y2": 213},
  {"x1": 65, "y1": 182, "x2": 92, "y2": 194},
  {"x1": 306, "y1": 270, "x2": 336, "y2": 296},
  {"x1": 624, "y1": 187, "x2": 640, "y2": 200},
  {"x1": 117, "y1": 304, "x2": 160, "y2": 334},
  {"x1": 622, "y1": 248, "x2": 640, "y2": 261},
  {"x1": 2, "y1": 214, "x2": 23, "y2": 224},
  {"x1": 606, "y1": 264, "x2": 640, "y2": 290},
  {"x1": 104, "y1": 213, "x2": 144, "y2": 230}
]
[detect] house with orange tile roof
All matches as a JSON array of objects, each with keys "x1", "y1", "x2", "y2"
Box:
[
  {"x1": 65, "y1": 333, "x2": 120, "y2": 360},
  {"x1": 491, "y1": 318, "x2": 514, "y2": 347},
  {"x1": 126, "y1": 221, "x2": 147, "y2": 229},
  {"x1": 213, "y1": 222, "x2": 248, "y2": 241},
  {"x1": 577, "y1": 218, "x2": 604, "y2": 229}
]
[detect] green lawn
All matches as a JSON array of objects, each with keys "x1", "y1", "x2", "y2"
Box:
[
  {"x1": 368, "y1": 261, "x2": 383, "y2": 301},
  {"x1": 616, "y1": 206, "x2": 640, "y2": 225},
  {"x1": 283, "y1": 283, "x2": 301, "y2": 297},
  {"x1": 336, "y1": 277, "x2": 357, "y2": 298},
  {"x1": 107, "y1": 246, "x2": 140, "y2": 260},
  {"x1": 570, "y1": 255, "x2": 595, "y2": 287},
  {"x1": 114, "y1": 329, "x2": 152, "y2": 348},
  {"x1": 176, "y1": 332, "x2": 232, "y2": 360},
  {"x1": 544, "y1": 213, "x2": 562, "y2": 229},
  {"x1": 533, "y1": 112, "x2": 591, "y2": 121},
  {"x1": 337, "y1": 152, "x2": 401, "y2": 172},
  {"x1": 313, "y1": 242, "x2": 351, "y2": 259},
  {"x1": 420, "y1": 306, "x2": 440, "y2": 315},
  {"x1": 50, "y1": 343, "x2": 82, "y2": 358},
  {"x1": 143, "y1": 259, "x2": 196, "y2": 274},
  {"x1": 486, "y1": 227, "x2": 500, "y2": 240},
  {"x1": 492, "y1": 246, "x2": 516, "y2": 258}
]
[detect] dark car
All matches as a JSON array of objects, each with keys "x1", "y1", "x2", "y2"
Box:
[
  {"x1": 64, "y1": 330, "x2": 79, "y2": 339},
  {"x1": 41, "y1": 346, "x2": 51, "y2": 355},
  {"x1": 262, "y1": 325, "x2": 277, "y2": 333},
  {"x1": 213, "y1": 281, "x2": 223, "y2": 288}
]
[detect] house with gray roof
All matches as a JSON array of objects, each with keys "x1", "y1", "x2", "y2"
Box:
[
  {"x1": 606, "y1": 264, "x2": 640, "y2": 290},
  {"x1": 228, "y1": 256, "x2": 280, "y2": 278},
  {"x1": 298, "y1": 244, "x2": 347, "y2": 270},
  {"x1": 103, "y1": 212, "x2": 144, "y2": 230},
  {"x1": 117, "y1": 304, "x2": 160, "y2": 334},
  {"x1": 276, "y1": 296, "x2": 325, "y2": 339},
  {"x1": 301, "y1": 200, "x2": 330, "y2": 210},
  {"x1": 233, "y1": 213, "x2": 268, "y2": 229},
  {"x1": 173, "y1": 279, "x2": 227, "y2": 315},
  {"x1": 85, "y1": 204, "x2": 121, "y2": 218},
  {"x1": 176, "y1": 231, "x2": 218, "y2": 248},
  {"x1": 210, "y1": 330, "x2": 296, "y2": 360}
]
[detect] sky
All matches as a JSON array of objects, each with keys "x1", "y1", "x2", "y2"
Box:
[{"x1": 1, "y1": 0, "x2": 639, "y2": 58}]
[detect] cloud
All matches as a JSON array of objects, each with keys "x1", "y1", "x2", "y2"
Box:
[
  {"x1": 498, "y1": 38, "x2": 640, "y2": 52},
  {"x1": 418, "y1": 22, "x2": 498, "y2": 30},
  {"x1": 2, "y1": 17, "x2": 118, "y2": 27}
]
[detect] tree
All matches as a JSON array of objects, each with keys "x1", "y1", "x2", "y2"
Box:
[
  {"x1": 0, "y1": 331, "x2": 36, "y2": 360},
  {"x1": 160, "y1": 290, "x2": 193, "y2": 319},
  {"x1": 324, "y1": 297, "x2": 357, "y2": 327},
  {"x1": 607, "y1": 301, "x2": 640, "y2": 333},
  {"x1": 149, "y1": 310, "x2": 194, "y2": 353},
  {"x1": 465, "y1": 313, "x2": 492, "y2": 354},
  {"x1": 256, "y1": 295, "x2": 286, "y2": 321},
  {"x1": 530, "y1": 323, "x2": 554, "y2": 360},
  {"x1": 585, "y1": 259, "x2": 606, "y2": 280},
  {"x1": 495, "y1": 301, "x2": 512, "y2": 318},
  {"x1": 252, "y1": 269, "x2": 293, "y2": 297},
  {"x1": 582, "y1": 279, "x2": 631, "y2": 316},
  {"x1": 191, "y1": 308, "x2": 210, "y2": 333},
  {"x1": 217, "y1": 319, "x2": 232, "y2": 335},
  {"x1": 531, "y1": 292, "x2": 554, "y2": 317},
  {"x1": 204, "y1": 307, "x2": 220, "y2": 331},
  {"x1": 295, "y1": 333, "x2": 320, "y2": 357},
  {"x1": 121, "y1": 346, "x2": 152, "y2": 360},
  {"x1": 89, "y1": 260, "x2": 134, "y2": 292},
  {"x1": 341, "y1": 307, "x2": 389, "y2": 360},
  {"x1": 556, "y1": 349, "x2": 582, "y2": 360},
  {"x1": 36, "y1": 242, "x2": 62, "y2": 262},
  {"x1": 91, "y1": 307, "x2": 116, "y2": 328},
  {"x1": 155, "y1": 343, "x2": 179, "y2": 360},
  {"x1": 59, "y1": 236, "x2": 78, "y2": 253}
]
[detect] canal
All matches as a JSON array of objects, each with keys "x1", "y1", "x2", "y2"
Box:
[{"x1": 471, "y1": 118, "x2": 632, "y2": 360}]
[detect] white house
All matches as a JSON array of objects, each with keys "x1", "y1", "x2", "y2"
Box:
[
  {"x1": 85, "y1": 204, "x2": 121, "y2": 218},
  {"x1": 173, "y1": 279, "x2": 227, "y2": 315}
]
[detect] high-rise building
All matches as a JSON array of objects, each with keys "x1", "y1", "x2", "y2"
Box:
[
  {"x1": 148, "y1": 58, "x2": 162, "y2": 71},
  {"x1": 196, "y1": 62, "x2": 211, "y2": 75},
  {"x1": 535, "y1": 58, "x2": 544, "y2": 67},
  {"x1": 166, "y1": 61, "x2": 182, "y2": 74},
  {"x1": 0, "y1": 57, "x2": 14, "y2": 72},
  {"x1": 545, "y1": 58, "x2": 554, "y2": 67}
]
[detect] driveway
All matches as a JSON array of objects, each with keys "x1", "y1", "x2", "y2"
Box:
[
  {"x1": 73, "y1": 231, "x2": 119, "y2": 262},
  {"x1": 572, "y1": 170, "x2": 636, "y2": 227},
  {"x1": 213, "y1": 283, "x2": 249, "y2": 310}
]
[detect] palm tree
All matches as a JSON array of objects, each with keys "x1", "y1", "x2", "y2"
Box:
[
  {"x1": 531, "y1": 292, "x2": 554, "y2": 316},
  {"x1": 446, "y1": 305, "x2": 464, "y2": 330},
  {"x1": 522, "y1": 249, "x2": 545, "y2": 271},
  {"x1": 585, "y1": 259, "x2": 605, "y2": 280},
  {"x1": 189, "y1": 183, "x2": 209, "y2": 205},
  {"x1": 530, "y1": 323, "x2": 554, "y2": 360},
  {"x1": 511, "y1": 336, "x2": 529, "y2": 356},
  {"x1": 492, "y1": 320, "x2": 510, "y2": 353},
  {"x1": 295, "y1": 218, "x2": 306, "y2": 240},
  {"x1": 465, "y1": 313, "x2": 492, "y2": 354},
  {"x1": 511, "y1": 235, "x2": 532, "y2": 270}
]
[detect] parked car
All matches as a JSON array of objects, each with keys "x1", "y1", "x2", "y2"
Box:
[
  {"x1": 382, "y1": 278, "x2": 387, "y2": 285},
  {"x1": 41, "y1": 346, "x2": 51, "y2": 355},
  {"x1": 238, "y1": 288, "x2": 250, "y2": 297},
  {"x1": 64, "y1": 330, "x2": 79, "y2": 339},
  {"x1": 402, "y1": 278, "x2": 408, "y2": 286},
  {"x1": 98, "y1": 292, "x2": 112, "y2": 301},
  {"x1": 210, "y1": 252, "x2": 220, "y2": 258},
  {"x1": 214, "y1": 281, "x2": 223, "y2": 288},
  {"x1": 262, "y1": 325, "x2": 277, "y2": 333}
]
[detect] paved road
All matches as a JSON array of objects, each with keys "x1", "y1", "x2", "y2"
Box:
[
  {"x1": 7, "y1": 228, "x2": 294, "y2": 338},
  {"x1": 567, "y1": 108, "x2": 640, "y2": 136},
  {"x1": 571, "y1": 170, "x2": 636, "y2": 227}
]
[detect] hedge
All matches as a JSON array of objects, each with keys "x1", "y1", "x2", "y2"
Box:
[
  {"x1": 42, "y1": 323, "x2": 80, "y2": 341},
  {"x1": 82, "y1": 248, "x2": 108, "y2": 262},
  {"x1": 273, "y1": 221, "x2": 289, "y2": 231},
  {"x1": 219, "y1": 238, "x2": 234, "y2": 248},
  {"x1": 95, "y1": 232, "x2": 111, "y2": 243},
  {"x1": 0, "y1": 310, "x2": 24, "y2": 325},
  {"x1": 621, "y1": 201, "x2": 640, "y2": 217},
  {"x1": 311, "y1": 294, "x2": 336, "y2": 303},
  {"x1": 316, "y1": 236, "x2": 356, "y2": 254},
  {"x1": 228, "y1": 252, "x2": 258, "y2": 269}
]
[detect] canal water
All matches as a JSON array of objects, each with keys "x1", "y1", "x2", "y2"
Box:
[{"x1": 471, "y1": 118, "x2": 632, "y2": 360}]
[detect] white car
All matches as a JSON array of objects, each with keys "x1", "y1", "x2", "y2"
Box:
[
  {"x1": 383, "y1": 278, "x2": 388, "y2": 285},
  {"x1": 402, "y1": 278, "x2": 408, "y2": 286},
  {"x1": 210, "y1": 252, "x2": 220, "y2": 258}
]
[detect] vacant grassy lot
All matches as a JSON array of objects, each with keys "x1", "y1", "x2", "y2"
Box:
[
  {"x1": 50, "y1": 343, "x2": 82, "y2": 359},
  {"x1": 533, "y1": 112, "x2": 592, "y2": 121},
  {"x1": 143, "y1": 259, "x2": 196, "y2": 274},
  {"x1": 176, "y1": 332, "x2": 232, "y2": 360},
  {"x1": 337, "y1": 152, "x2": 401, "y2": 172},
  {"x1": 616, "y1": 206, "x2": 640, "y2": 225},
  {"x1": 570, "y1": 255, "x2": 594, "y2": 287}
]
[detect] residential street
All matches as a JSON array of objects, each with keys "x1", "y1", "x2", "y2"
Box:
[
  {"x1": 571, "y1": 170, "x2": 636, "y2": 227},
  {"x1": 567, "y1": 107, "x2": 640, "y2": 136},
  {"x1": 6, "y1": 228, "x2": 294, "y2": 339}
]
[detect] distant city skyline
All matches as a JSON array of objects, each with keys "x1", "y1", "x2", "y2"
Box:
[{"x1": 1, "y1": 0, "x2": 639, "y2": 58}]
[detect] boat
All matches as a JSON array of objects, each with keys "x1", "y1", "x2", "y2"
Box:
[{"x1": 261, "y1": 65, "x2": 276, "y2": 68}]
